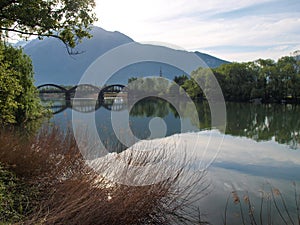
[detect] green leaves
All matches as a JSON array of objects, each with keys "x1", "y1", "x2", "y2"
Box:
[
  {"x1": 0, "y1": 163, "x2": 36, "y2": 223},
  {"x1": 176, "y1": 54, "x2": 300, "y2": 103},
  {"x1": 0, "y1": 0, "x2": 97, "y2": 51},
  {"x1": 0, "y1": 42, "x2": 46, "y2": 125}
]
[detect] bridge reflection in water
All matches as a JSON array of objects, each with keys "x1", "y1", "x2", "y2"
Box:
[
  {"x1": 41, "y1": 98, "x2": 127, "y2": 114},
  {"x1": 38, "y1": 84, "x2": 128, "y2": 114}
]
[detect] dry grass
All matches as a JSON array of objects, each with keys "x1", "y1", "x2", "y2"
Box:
[
  {"x1": 0, "y1": 126, "x2": 210, "y2": 225},
  {"x1": 224, "y1": 184, "x2": 300, "y2": 225},
  {"x1": 0, "y1": 126, "x2": 82, "y2": 184}
]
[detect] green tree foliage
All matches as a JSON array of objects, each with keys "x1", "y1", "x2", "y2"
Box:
[
  {"x1": 174, "y1": 74, "x2": 188, "y2": 86},
  {"x1": 277, "y1": 56, "x2": 300, "y2": 99},
  {"x1": 213, "y1": 62, "x2": 256, "y2": 101},
  {"x1": 0, "y1": 0, "x2": 97, "y2": 52},
  {"x1": 154, "y1": 77, "x2": 169, "y2": 95},
  {"x1": 0, "y1": 42, "x2": 45, "y2": 124},
  {"x1": 181, "y1": 79, "x2": 201, "y2": 99},
  {"x1": 128, "y1": 77, "x2": 138, "y2": 83},
  {"x1": 0, "y1": 0, "x2": 97, "y2": 124},
  {"x1": 177, "y1": 54, "x2": 300, "y2": 103},
  {"x1": 128, "y1": 77, "x2": 174, "y2": 97}
]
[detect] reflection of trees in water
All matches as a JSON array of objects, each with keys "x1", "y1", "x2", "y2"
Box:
[
  {"x1": 131, "y1": 99, "x2": 300, "y2": 149},
  {"x1": 46, "y1": 95, "x2": 300, "y2": 149},
  {"x1": 225, "y1": 103, "x2": 300, "y2": 149},
  {"x1": 181, "y1": 101, "x2": 300, "y2": 149},
  {"x1": 130, "y1": 97, "x2": 173, "y2": 118},
  {"x1": 130, "y1": 97, "x2": 200, "y2": 126}
]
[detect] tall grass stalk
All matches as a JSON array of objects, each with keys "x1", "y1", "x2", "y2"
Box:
[
  {"x1": 224, "y1": 184, "x2": 300, "y2": 225},
  {"x1": 0, "y1": 126, "x2": 210, "y2": 225}
]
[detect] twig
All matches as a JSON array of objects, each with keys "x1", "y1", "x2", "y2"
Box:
[
  {"x1": 259, "y1": 191, "x2": 264, "y2": 225},
  {"x1": 223, "y1": 193, "x2": 230, "y2": 225},
  {"x1": 278, "y1": 189, "x2": 295, "y2": 225},
  {"x1": 293, "y1": 182, "x2": 300, "y2": 225},
  {"x1": 246, "y1": 192, "x2": 257, "y2": 225},
  {"x1": 271, "y1": 188, "x2": 288, "y2": 225},
  {"x1": 239, "y1": 199, "x2": 246, "y2": 225}
]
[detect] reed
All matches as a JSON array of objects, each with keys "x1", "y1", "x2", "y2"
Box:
[
  {"x1": 223, "y1": 184, "x2": 300, "y2": 225},
  {"x1": 0, "y1": 126, "x2": 210, "y2": 225}
]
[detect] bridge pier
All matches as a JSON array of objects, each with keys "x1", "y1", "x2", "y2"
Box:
[{"x1": 65, "y1": 92, "x2": 71, "y2": 101}]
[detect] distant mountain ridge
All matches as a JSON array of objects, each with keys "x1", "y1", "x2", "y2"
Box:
[
  {"x1": 22, "y1": 26, "x2": 229, "y2": 85},
  {"x1": 194, "y1": 51, "x2": 229, "y2": 68}
]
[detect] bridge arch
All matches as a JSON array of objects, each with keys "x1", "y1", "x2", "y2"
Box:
[
  {"x1": 37, "y1": 84, "x2": 68, "y2": 101},
  {"x1": 98, "y1": 84, "x2": 127, "y2": 102},
  {"x1": 37, "y1": 84, "x2": 67, "y2": 92},
  {"x1": 38, "y1": 83, "x2": 129, "y2": 111}
]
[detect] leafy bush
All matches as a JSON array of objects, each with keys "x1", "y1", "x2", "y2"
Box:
[
  {"x1": 0, "y1": 41, "x2": 46, "y2": 124},
  {"x1": 0, "y1": 164, "x2": 37, "y2": 223}
]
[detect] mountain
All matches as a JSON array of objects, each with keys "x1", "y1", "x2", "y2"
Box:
[
  {"x1": 24, "y1": 26, "x2": 134, "y2": 85},
  {"x1": 23, "y1": 26, "x2": 229, "y2": 85},
  {"x1": 13, "y1": 40, "x2": 31, "y2": 48},
  {"x1": 194, "y1": 51, "x2": 229, "y2": 68}
]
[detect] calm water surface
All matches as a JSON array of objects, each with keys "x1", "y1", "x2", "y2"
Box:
[
  {"x1": 47, "y1": 98, "x2": 300, "y2": 224},
  {"x1": 49, "y1": 98, "x2": 300, "y2": 149}
]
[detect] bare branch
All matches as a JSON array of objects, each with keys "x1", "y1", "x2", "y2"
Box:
[{"x1": 0, "y1": 27, "x2": 85, "y2": 55}]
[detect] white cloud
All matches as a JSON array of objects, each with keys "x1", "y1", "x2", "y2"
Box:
[
  {"x1": 114, "y1": 130, "x2": 300, "y2": 172},
  {"x1": 94, "y1": 0, "x2": 300, "y2": 61},
  {"x1": 91, "y1": 130, "x2": 300, "y2": 186}
]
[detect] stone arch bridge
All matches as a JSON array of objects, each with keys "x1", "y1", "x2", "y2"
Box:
[
  {"x1": 37, "y1": 84, "x2": 127, "y2": 102},
  {"x1": 37, "y1": 84, "x2": 128, "y2": 114}
]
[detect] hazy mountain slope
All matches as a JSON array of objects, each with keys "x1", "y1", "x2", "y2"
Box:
[
  {"x1": 24, "y1": 27, "x2": 134, "y2": 85},
  {"x1": 194, "y1": 51, "x2": 229, "y2": 68},
  {"x1": 23, "y1": 26, "x2": 229, "y2": 85}
]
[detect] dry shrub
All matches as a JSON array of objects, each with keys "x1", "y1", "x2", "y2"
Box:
[
  {"x1": 0, "y1": 126, "x2": 82, "y2": 182},
  {"x1": 0, "y1": 126, "x2": 210, "y2": 225},
  {"x1": 30, "y1": 176, "x2": 169, "y2": 224}
]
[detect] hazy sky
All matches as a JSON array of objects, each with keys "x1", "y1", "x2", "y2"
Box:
[{"x1": 95, "y1": 0, "x2": 300, "y2": 62}]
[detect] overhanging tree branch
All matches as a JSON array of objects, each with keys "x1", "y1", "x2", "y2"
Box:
[
  {"x1": 0, "y1": 0, "x2": 97, "y2": 54},
  {"x1": 1, "y1": 27, "x2": 60, "y2": 39},
  {"x1": 0, "y1": 27, "x2": 84, "y2": 55}
]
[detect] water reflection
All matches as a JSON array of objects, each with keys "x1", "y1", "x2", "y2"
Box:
[
  {"x1": 46, "y1": 98, "x2": 300, "y2": 224},
  {"x1": 225, "y1": 102, "x2": 300, "y2": 149},
  {"x1": 42, "y1": 97, "x2": 127, "y2": 114},
  {"x1": 128, "y1": 99, "x2": 300, "y2": 149},
  {"x1": 46, "y1": 97, "x2": 300, "y2": 150}
]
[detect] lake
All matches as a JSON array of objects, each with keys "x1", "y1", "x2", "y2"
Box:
[{"x1": 46, "y1": 98, "x2": 300, "y2": 224}]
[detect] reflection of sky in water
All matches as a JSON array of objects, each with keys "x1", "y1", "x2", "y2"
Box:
[
  {"x1": 49, "y1": 99, "x2": 300, "y2": 179},
  {"x1": 129, "y1": 130, "x2": 300, "y2": 177},
  {"x1": 50, "y1": 99, "x2": 300, "y2": 183},
  {"x1": 48, "y1": 100, "x2": 300, "y2": 224},
  {"x1": 128, "y1": 131, "x2": 300, "y2": 224},
  {"x1": 202, "y1": 166, "x2": 300, "y2": 224}
]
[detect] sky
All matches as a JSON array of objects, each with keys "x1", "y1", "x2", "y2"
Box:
[{"x1": 95, "y1": 0, "x2": 300, "y2": 62}]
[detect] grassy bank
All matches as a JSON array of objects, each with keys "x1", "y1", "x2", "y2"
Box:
[{"x1": 0, "y1": 163, "x2": 37, "y2": 223}]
